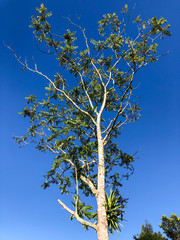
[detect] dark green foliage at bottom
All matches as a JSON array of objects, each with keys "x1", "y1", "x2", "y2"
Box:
[{"x1": 134, "y1": 221, "x2": 167, "y2": 240}]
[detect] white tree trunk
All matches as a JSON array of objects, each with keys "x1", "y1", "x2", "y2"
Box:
[{"x1": 97, "y1": 123, "x2": 109, "y2": 240}]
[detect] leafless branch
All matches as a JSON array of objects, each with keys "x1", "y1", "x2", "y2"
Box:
[
  {"x1": 80, "y1": 175, "x2": 97, "y2": 196},
  {"x1": 58, "y1": 199, "x2": 97, "y2": 230}
]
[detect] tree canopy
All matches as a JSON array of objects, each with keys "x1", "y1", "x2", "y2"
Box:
[
  {"x1": 133, "y1": 221, "x2": 167, "y2": 240},
  {"x1": 160, "y1": 213, "x2": 180, "y2": 240},
  {"x1": 9, "y1": 3, "x2": 171, "y2": 239}
]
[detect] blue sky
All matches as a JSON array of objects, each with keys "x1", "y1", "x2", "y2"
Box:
[{"x1": 0, "y1": 0, "x2": 180, "y2": 239}]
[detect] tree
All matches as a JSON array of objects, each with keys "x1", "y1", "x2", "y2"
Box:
[
  {"x1": 8, "y1": 3, "x2": 171, "y2": 240},
  {"x1": 159, "y1": 213, "x2": 180, "y2": 240},
  {"x1": 133, "y1": 221, "x2": 167, "y2": 240}
]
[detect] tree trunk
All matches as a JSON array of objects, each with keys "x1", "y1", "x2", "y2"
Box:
[{"x1": 97, "y1": 123, "x2": 109, "y2": 240}]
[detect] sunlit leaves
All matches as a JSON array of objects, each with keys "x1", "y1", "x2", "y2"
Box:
[
  {"x1": 160, "y1": 213, "x2": 180, "y2": 240},
  {"x1": 14, "y1": 3, "x2": 171, "y2": 234},
  {"x1": 16, "y1": 4, "x2": 171, "y2": 196},
  {"x1": 105, "y1": 190, "x2": 125, "y2": 233},
  {"x1": 70, "y1": 190, "x2": 125, "y2": 233},
  {"x1": 149, "y1": 17, "x2": 171, "y2": 38},
  {"x1": 133, "y1": 15, "x2": 142, "y2": 24}
]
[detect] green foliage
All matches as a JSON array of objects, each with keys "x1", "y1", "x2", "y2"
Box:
[
  {"x1": 70, "y1": 196, "x2": 96, "y2": 230},
  {"x1": 105, "y1": 190, "x2": 125, "y2": 233},
  {"x1": 134, "y1": 221, "x2": 167, "y2": 240},
  {"x1": 70, "y1": 190, "x2": 125, "y2": 233},
  {"x1": 159, "y1": 213, "x2": 180, "y2": 240},
  {"x1": 13, "y1": 3, "x2": 171, "y2": 233}
]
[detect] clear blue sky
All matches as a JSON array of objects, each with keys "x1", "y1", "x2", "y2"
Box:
[{"x1": 0, "y1": 0, "x2": 180, "y2": 239}]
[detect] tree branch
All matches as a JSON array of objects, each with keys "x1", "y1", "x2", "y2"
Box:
[
  {"x1": 62, "y1": 158, "x2": 97, "y2": 196},
  {"x1": 57, "y1": 199, "x2": 97, "y2": 230},
  {"x1": 80, "y1": 175, "x2": 97, "y2": 196},
  {"x1": 78, "y1": 71, "x2": 97, "y2": 114},
  {"x1": 103, "y1": 76, "x2": 134, "y2": 144},
  {"x1": 5, "y1": 44, "x2": 97, "y2": 126}
]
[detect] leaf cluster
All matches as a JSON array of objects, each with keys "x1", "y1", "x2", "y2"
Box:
[
  {"x1": 134, "y1": 221, "x2": 167, "y2": 240},
  {"x1": 159, "y1": 213, "x2": 180, "y2": 240}
]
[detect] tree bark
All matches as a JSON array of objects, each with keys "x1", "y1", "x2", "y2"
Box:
[{"x1": 97, "y1": 121, "x2": 109, "y2": 240}]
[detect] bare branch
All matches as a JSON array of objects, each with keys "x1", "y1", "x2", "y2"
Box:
[
  {"x1": 58, "y1": 199, "x2": 97, "y2": 230},
  {"x1": 79, "y1": 71, "x2": 97, "y2": 114},
  {"x1": 75, "y1": 167, "x2": 79, "y2": 215},
  {"x1": 80, "y1": 175, "x2": 97, "y2": 196}
]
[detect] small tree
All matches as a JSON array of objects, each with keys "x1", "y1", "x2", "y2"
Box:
[
  {"x1": 159, "y1": 213, "x2": 180, "y2": 240},
  {"x1": 8, "y1": 3, "x2": 171, "y2": 240},
  {"x1": 133, "y1": 221, "x2": 167, "y2": 240}
]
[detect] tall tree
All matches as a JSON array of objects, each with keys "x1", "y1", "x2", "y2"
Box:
[
  {"x1": 159, "y1": 213, "x2": 180, "y2": 240},
  {"x1": 8, "y1": 3, "x2": 171, "y2": 240},
  {"x1": 133, "y1": 221, "x2": 167, "y2": 240}
]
